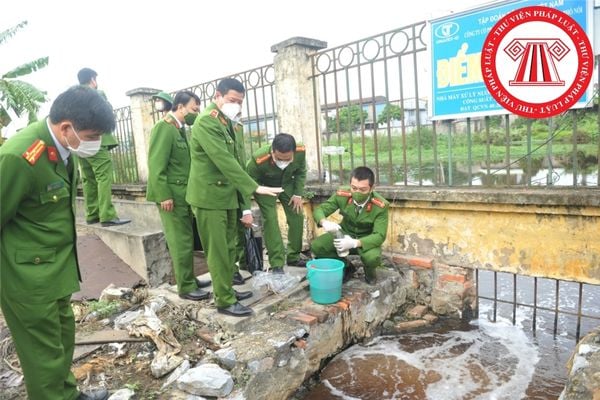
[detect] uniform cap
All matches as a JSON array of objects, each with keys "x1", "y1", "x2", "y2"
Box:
[{"x1": 152, "y1": 91, "x2": 174, "y2": 104}]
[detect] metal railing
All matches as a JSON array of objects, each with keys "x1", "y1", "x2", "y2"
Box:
[
  {"x1": 476, "y1": 269, "x2": 600, "y2": 342},
  {"x1": 111, "y1": 106, "x2": 139, "y2": 184},
  {"x1": 310, "y1": 23, "x2": 600, "y2": 187}
]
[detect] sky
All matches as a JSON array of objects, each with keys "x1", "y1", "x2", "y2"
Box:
[{"x1": 0, "y1": 0, "x2": 538, "y2": 136}]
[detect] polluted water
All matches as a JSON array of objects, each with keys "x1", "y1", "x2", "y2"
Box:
[
  {"x1": 300, "y1": 301, "x2": 575, "y2": 400},
  {"x1": 298, "y1": 270, "x2": 600, "y2": 399}
]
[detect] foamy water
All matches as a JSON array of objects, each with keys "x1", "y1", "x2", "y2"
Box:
[
  {"x1": 300, "y1": 272, "x2": 600, "y2": 399},
  {"x1": 308, "y1": 308, "x2": 538, "y2": 400}
]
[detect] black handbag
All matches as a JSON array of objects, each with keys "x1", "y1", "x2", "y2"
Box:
[{"x1": 245, "y1": 228, "x2": 263, "y2": 273}]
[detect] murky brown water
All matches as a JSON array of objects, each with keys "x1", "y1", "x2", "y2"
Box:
[{"x1": 298, "y1": 271, "x2": 598, "y2": 399}]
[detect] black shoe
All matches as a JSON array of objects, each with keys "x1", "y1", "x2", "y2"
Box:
[
  {"x1": 217, "y1": 302, "x2": 253, "y2": 317},
  {"x1": 195, "y1": 278, "x2": 211, "y2": 288},
  {"x1": 271, "y1": 267, "x2": 285, "y2": 275},
  {"x1": 77, "y1": 388, "x2": 109, "y2": 400},
  {"x1": 287, "y1": 259, "x2": 307, "y2": 267},
  {"x1": 232, "y1": 271, "x2": 245, "y2": 285},
  {"x1": 101, "y1": 218, "x2": 131, "y2": 227},
  {"x1": 342, "y1": 261, "x2": 357, "y2": 283},
  {"x1": 86, "y1": 218, "x2": 99, "y2": 224},
  {"x1": 179, "y1": 288, "x2": 210, "y2": 301},
  {"x1": 365, "y1": 274, "x2": 377, "y2": 285},
  {"x1": 235, "y1": 290, "x2": 253, "y2": 301}
]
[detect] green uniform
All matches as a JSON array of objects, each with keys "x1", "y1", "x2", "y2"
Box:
[
  {"x1": 186, "y1": 103, "x2": 258, "y2": 308},
  {"x1": 79, "y1": 89, "x2": 119, "y2": 223},
  {"x1": 0, "y1": 119, "x2": 80, "y2": 400},
  {"x1": 147, "y1": 113, "x2": 197, "y2": 295},
  {"x1": 246, "y1": 144, "x2": 306, "y2": 267},
  {"x1": 233, "y1": 121, "x2": 251, "y2": 270},
  {"x1": 311, "y1": 188, "x2": 389, "y2": 280}
]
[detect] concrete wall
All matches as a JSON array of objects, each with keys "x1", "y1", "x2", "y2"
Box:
[{"x1": 298, "y1": 186, "x2": 600, "y2": 285}]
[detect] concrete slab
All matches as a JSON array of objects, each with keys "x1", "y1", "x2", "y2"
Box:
[{"x1": 74, "y1": 234, "x2": 144, "y2": 301}]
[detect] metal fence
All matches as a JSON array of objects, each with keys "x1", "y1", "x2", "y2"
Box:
[
  {"x1": 476, "y1": 269, "x2": 600, "y2": 342},
  {"x1": 310, "y1": 22, "x2": 600, "y2": 187},
  {"x1": 111, "y1": 106, "x2": 139, "y2": 184}
]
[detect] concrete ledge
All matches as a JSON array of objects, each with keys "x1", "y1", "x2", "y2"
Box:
[{"x1": 76, "y1": 198, "x2": 171, "y2": 286}]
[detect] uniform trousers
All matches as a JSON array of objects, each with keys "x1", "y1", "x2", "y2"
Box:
[
  {"x1": 1, "y1": 294, "x2": 79, "y2": 400},
  {"x1": 310, "y1": 232, "x2": 381, "y2": 280},
  {"x1": 79, "y1": 146, "x2": 117, "y2": 223},
  {"x1": 193, "y1": 207, "x2": 237, "y2": 308},
  {"x1": 157, "y1": 192, "x2": 196, "y2": 295},
  {"x1": 255, "y1": 191, "x2": 303, "y2": 268}
]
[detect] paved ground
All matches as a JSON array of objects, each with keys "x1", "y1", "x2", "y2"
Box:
[{"x1": 74, "y1": 234, "x2": 210, "y2": 301}]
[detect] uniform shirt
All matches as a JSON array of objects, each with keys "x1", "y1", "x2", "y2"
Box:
[
  {"x1": 0, "y1": 119, "x2": 80, "y2": 303},
  {"x1": 186, "y1": 102, "x2": 257, "y2": 210},
  {"x1": 246, "y1": 143, "x2": 307, "y2": 197},
  {"x1": 146, "y1": 113, "x2": 190, "y2": 203},
  {"x1": 313, "y1": 187, "x2": 390, "y2": 252}
]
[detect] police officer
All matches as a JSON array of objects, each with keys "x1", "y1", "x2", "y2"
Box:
[
  {"x1": 311, "y1": 166, "x2": 389, "y2": 284},
  {"x1": 246, "y1": 133, "x2": 307, "y2": 273},
  {"x1": 147, "y1": 91, "x2": 211, "y2": 301},
  {"x1": 152, "y1": 91, "x2": 174, "y2": 117},
  {"x1": 0, "y1": 85, "x2": 114, "y2": 400},
  {"x1": 76, "y1": 67, "x2": 130, "y2": 227},
  {"x1": 186, "y1": 78, "x2": 282, "y2": 317}
]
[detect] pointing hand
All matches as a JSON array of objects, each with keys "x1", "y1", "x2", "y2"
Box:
[{"x1": 255, "y1": 186, "x2": 284, "y2": 197}]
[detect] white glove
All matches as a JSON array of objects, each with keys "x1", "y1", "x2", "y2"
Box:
[
  {"x1": 334, "y1": 235, "x2": 358, "y2": 252},
  {"x1": 321, "y1": 220, "x2": 341, "y2": 233}
]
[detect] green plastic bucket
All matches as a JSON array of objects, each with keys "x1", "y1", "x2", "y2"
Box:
[{"x1": 306, "y1": 258, "x2": 345, "y2": 304}]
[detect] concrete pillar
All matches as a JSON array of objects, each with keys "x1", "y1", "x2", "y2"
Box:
[
  {"x1": 271, "y1": 37, "x2": 327, "y2": 182},
  {"x1": 431, "y1": 263, "x2": 476, "y2": 319},
  {"x1": 125, "y1": 87, "x2": 161, "y2": 183}
]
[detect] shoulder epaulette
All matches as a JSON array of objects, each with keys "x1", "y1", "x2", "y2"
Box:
[
  {"x1": 22, "y1": 139, "x2": 46, "y2": 165},
  {"x1": 256, "y1": 153, "x2": 271, "y2": 165},
  {"x1": 296, "y1": 145, "x2": 305, "y2": 152},
  {"x1": 164, "y1": 115, "x2": 178, "y2": 128},
  {"x1": 371, "y1": 197, "x2": 386, "y2": 208},
  {"x1": 336, "y1": 190, "x2": 352, "y2": 197}
]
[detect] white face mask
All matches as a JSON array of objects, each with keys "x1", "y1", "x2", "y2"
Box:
[
  {"x1": 155, "y1": 101, "x2": 165, "y2": 111},
  {"x1": 275, "y1": 160, "x2": 291, "y2": 170},
  {"x1": 220, "y1": 102, "x2": 241, "y2": 121},
  {"x1": 66, "y1": 127, "x2": 102, "y2": 158}
]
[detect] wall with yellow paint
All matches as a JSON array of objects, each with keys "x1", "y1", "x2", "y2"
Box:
[{"x1": 273, "y1": 187, "x2": 600, "y2": 285}]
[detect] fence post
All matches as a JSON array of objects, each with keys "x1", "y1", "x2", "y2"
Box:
[
  {"x1": 125, "y1": 87, "x2": 160, "y2": 183},
  {"x1": 271, "y1": 37, "x2": 327, "y2": 182}
]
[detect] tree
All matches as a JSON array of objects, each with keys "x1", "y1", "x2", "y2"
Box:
[
  {"x1": 377, "y1": 103, "x2": 403, "y2": 125},
  {"x1": 326, "y1": 105, "x2": 368, "y2": 133},
  {"x1": 0, "y1": 21, "x2": 48, "y2": 132}
]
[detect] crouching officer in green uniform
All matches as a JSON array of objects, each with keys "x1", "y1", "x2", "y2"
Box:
[
  {"x1": 246, "y1": 133, "x2": 307, "y2": 273},
  {"x1": 77, "y1": 67, "x2": 130, "y2": 227},
  {"x1": 186, "y1": 78, "x2": 283, "y2": 317},
  {"x1": 147, "y1": 91, "x2": 211, "y2": 301},
  {"x1": 0, "y1": 85, "x2": 114, "y2": 400},
  {"x1": 311, "y1": 166, "x2": 389, "y2": 284}
]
